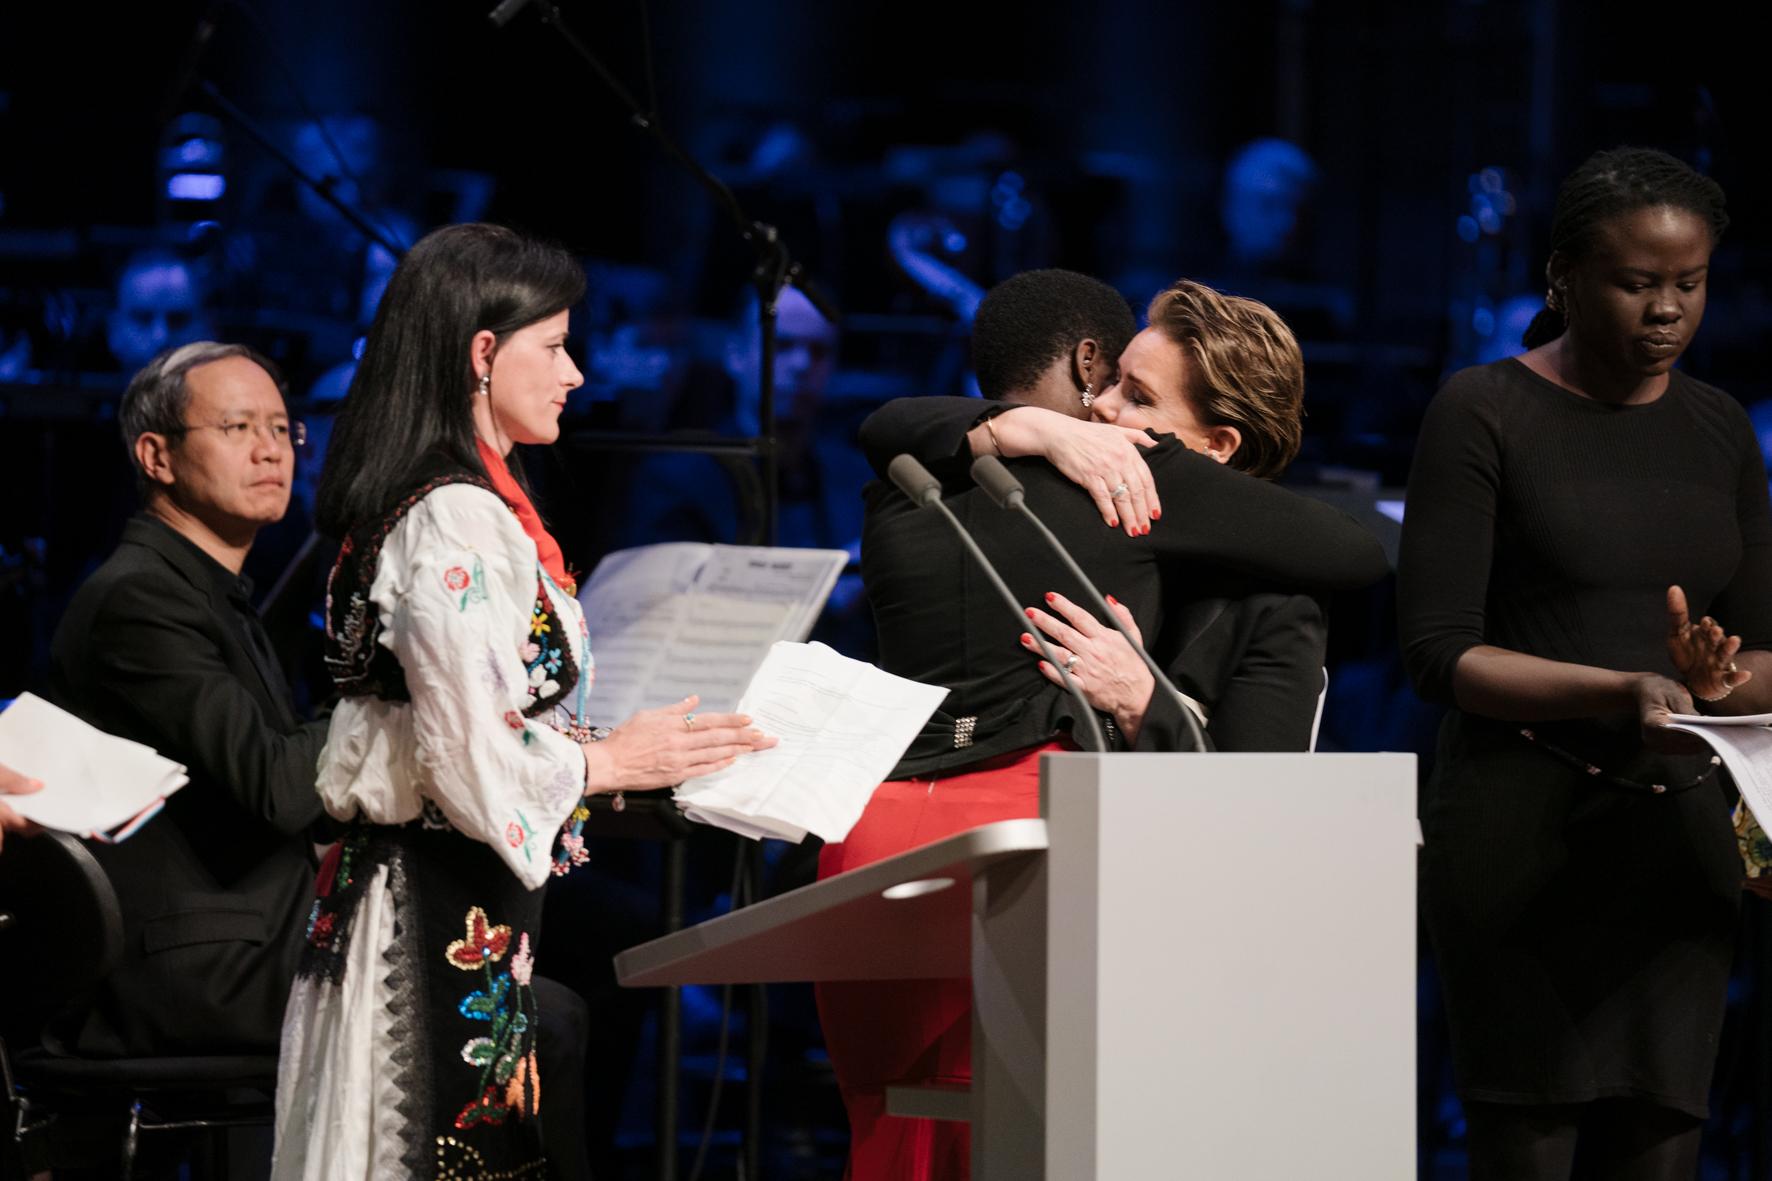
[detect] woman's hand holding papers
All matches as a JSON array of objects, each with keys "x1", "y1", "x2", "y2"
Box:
[
  {"x1": 580, "y1": 694, "x2": 777, "y2": 793},
  {"x1": 0, "y1": 762, "x2": 44, "y2": 853}
]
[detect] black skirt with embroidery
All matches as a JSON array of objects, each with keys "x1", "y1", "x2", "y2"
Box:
[{"x1": 299, "y1": 810, "x2": 549, "y2": 1178}]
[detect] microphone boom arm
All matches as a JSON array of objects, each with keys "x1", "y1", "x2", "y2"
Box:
[
  {"x1": 972, "y1": 456, "x2": 1208, "y2": 753},
  {"x1": 888, "y1": 455, "x2": 1106, "y2": 753}
]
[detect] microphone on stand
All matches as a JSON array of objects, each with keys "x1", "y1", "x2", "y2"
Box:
[
  {"x1": 970, "y1": 455, "x2": 1208, "y2": 753},
  {"x1": 888, "y1": 454, "x2": 1106, "y2": 753},
  {"x1": 487, "y1": 0, "x2": 536, "y2": 28}
]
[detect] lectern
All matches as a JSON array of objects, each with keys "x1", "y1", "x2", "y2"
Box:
[{"x1": 614, "y1": 752, "x2": 1418, "y2": 1179}]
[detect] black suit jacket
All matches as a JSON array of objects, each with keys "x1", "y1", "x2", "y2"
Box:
[
  {"x1": 49, "y1": 515, "x2": 328, "y2": 1056},
  {"x1": 859, "y1": 399, "x2": 1382, "y2": 772},
  {"x1": 1137, "y1": 586, "x2": 1328, "y2": 754}
]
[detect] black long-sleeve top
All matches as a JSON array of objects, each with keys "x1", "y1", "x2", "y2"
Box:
[
  {"x1": 1398, "y1": 359, "x2": 1772, "y2": 723},
  {"x1": 859, "y1": 397, "x2": 1386, "y2": 771}
]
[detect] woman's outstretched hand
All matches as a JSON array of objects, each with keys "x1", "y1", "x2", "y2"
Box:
[
  {"x1": 984, "y1": 407, "x2": 1160, "y2": 536},
  {"x1": 1666, "y1": 585, "x2": 1752, "y2": 704},
  {"x1": 1022, "y1": 591, "x2": 1155, "y2": 740},
  {"x1": 581, "y1": 694, "x2": 776, "y2": 794}
]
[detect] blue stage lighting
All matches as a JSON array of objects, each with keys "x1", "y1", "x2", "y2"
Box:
[{"x1": 167, "y1": 173, "x2": 227, "y2": 201}]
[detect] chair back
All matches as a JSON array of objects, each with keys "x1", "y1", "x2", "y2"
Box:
[{"x1": 0, "y1": 831, "x2": 124, "y2": 1045}]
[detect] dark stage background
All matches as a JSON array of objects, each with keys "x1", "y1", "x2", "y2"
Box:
[{"x1": 4, "y1": 1, "x2": 1772, "y2": 1177}]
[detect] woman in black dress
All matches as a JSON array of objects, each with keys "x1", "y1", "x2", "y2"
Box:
[{"x1": 1398, "y1": 148, "x2": 1772, "y2": 1179}]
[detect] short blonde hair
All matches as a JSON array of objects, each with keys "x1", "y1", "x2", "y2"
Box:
[{"x1": 1144, "y1": 280, "x2": 1303, "y2": 479}]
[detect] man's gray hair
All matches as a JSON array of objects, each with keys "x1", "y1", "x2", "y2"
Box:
[{"x1": 120, "y1": 341, "x2": 285, "y2": 493}]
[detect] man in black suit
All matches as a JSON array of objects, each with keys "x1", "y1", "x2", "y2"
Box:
[{"x1": 50, "y1": 342, "x2": 328, "y2": 1056}]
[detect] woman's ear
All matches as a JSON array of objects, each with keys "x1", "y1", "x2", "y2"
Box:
[
  {"x1": 470, "y1": 329, "x2": 498, "y2": 381},
  {"x1": 1072, "y1": 338, "x2": 1100, "y2": 390},
  {"x1": 1545, "y1": 252, "x2": 1573, "y2": 307},
  {"x1": 1202, "y1": 424, "x2": 1243, "y2": 465}
]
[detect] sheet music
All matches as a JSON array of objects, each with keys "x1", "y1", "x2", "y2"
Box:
[
  {"x1": 0, "y1": 693, "x2": 189, "y2": 839},
  {"x1": 577, "y1": 543, "x2": 849, "y2": 727},
  {"x1": 675, "y1": 641, "x2": 948, "y2": 843}
]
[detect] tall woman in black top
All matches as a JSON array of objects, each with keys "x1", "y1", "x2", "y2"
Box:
[{"x1": 1399, "y1": 149, "x2": 1772, "y2": 1180}]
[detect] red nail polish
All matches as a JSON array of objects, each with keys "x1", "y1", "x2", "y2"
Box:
[
  {"x1": 1106, "y1": 594, "x2": 1118, "y2": 606},
  {"x1": 1151, "y1": 508, "x2": 1161, "y2": 521},
  {"x1": 1108, "y1": 519, "x2": 1118, "y2": 528},
  {"x1": 1025, "y1": 607, "x2": 1036, "y2": 618},
  {"x1": 1044, "y1": 592, "x2": 1056, "y2": 603},
  {"x1": 1020, "y1": 632, "x2": 1031, "y2": 644}
]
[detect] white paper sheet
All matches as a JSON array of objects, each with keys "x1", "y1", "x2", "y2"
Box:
[
  {"x1": 1668, "y1": 711, "x2": 1772, "y2": 726},
  {"x1": 673, "y1": 641, "x2": 948, "y2": 843},
  {"x1": 577, "y1": 543, "x2": 848, "y2": 727},
  {"x1": 1664, "y1": 719, "x2": 1772, "y2": 829},
  {"x1": 0, "y1": 693, "x2": 189, "y2": 839}
]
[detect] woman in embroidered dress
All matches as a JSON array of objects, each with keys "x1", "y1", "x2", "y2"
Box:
[{"x1": 271, "y1": 223, "x2": 774, "y2": 1181}]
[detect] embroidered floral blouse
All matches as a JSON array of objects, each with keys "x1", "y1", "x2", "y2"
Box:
[{"x1": 317, "y1": 483, "x2": 589, "y2": 890}]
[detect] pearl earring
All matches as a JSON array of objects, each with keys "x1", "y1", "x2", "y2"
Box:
[
  {"x1": 1080, "y1": 382, "x2": 1094, "y2": 409},
  {"x1": 476, "y1": 373, "x2": 491, "y2": 397}
]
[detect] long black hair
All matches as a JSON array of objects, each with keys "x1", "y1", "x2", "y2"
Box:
[
  {"x1": 315, "y1": 222, "x2": 586, "y2": 536},
  {"x1": 1522, "y1": 147, "x2": 1729, "y2": 349}
]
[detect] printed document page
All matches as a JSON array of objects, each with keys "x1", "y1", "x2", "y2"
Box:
[
  {"x1": 0, "y1": 693, "x2": 189, "y2": 840},
  {"x1": 675, "y1": 642, "x2": 948, "y2": 843},
  {"x1": 1665, "y1": 717, "x2": 1772, "y2": 830},
  {"x1": 578, "y1": 543, "x2": 847, "y2": 726}
]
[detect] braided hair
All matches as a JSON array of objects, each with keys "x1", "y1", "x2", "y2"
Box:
[{"x1": 1523, "y1": 147, "x2": 1729, "y2": 349}]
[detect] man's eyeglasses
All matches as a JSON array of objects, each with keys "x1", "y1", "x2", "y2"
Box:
[{"x1": 167, "y1": 420, "x2": 308, "y2": 448}]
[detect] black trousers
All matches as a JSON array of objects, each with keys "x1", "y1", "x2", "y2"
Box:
[{"x1": 1465, "y1": 1098, "x2": 1703, "y2": 1181}]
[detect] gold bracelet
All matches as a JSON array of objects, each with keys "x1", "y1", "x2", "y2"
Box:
[{"x1": 984, "y1": 415, "x2": 1004, "y2": 457}]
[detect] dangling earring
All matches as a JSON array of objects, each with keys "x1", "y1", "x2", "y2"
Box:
[
  {"x1": 476, "y1": 373, "x2": 491, "y2": 397},
  {"x1": 1545, "y1": 285, "x2": 1564, "y2": 314},
  {"x1": 1080, "y1": 382, "x2": 1094, "y2": 409}
]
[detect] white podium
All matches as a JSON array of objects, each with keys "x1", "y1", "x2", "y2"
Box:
[{"x1": 614, "y1": 752, "x2": 1418, "y2": 1179}]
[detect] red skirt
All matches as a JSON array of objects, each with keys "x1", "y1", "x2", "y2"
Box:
[{"x1": 814, "y1": 741, "x2": 1065, "y2": 1181}]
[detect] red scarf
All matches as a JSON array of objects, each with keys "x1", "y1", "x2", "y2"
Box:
[{"x1": 476, "y1": 438, "x2": 574, "y2": 594}]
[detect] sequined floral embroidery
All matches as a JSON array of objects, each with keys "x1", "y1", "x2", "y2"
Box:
[
  {"x1": 524, "y1": 591, "x2": 565, "y2": 704},
  {"x1": 448, "y1": 912, "x2": 541, "y2": 1129},
  {"x1": 446, "y1": 907, "x2": 511, "y2": 971}
]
